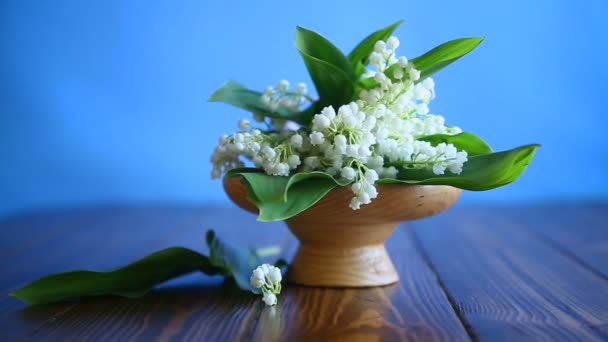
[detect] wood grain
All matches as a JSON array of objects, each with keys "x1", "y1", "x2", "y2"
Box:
[
  {"x1": 411, "y1": 207, "x2": 608, "y2": 341},
  {"x1": 493, "y1": 203, "x2": 608, "y2": 278},
  {"x1": 0, "y1": 203, "x2": 606, "y2": 341}
]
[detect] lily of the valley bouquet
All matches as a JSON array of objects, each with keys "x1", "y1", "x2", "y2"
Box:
[{"x1": 211, "y1": 20, "x2": 538, "y2": 221}]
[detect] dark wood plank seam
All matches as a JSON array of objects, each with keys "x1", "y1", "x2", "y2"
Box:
[
  {"x1": 405, "y1": 225, "x2": 478, "y2": 342},
  {"x1": 495, "y1": 247, "x2": 608, "y2": 340},
  {"x1": 526, "y1": 229, "x2": 608, "y2": 282}
]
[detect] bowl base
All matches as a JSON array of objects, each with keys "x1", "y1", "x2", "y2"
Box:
[{"x1": 287, "y1": 243, "x2": 399, "y2": 287}]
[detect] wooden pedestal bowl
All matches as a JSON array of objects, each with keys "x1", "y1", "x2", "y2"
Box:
[{"x1": 223, "y1": 176, "x2": 461, "y2": 287}]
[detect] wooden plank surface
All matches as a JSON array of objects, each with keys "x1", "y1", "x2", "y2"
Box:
[
  {"x1": 0, "y1": 203, "x2": 607, "y2": 341},
  {"x1": 411, "y1": 207, "x2": 608, "y2": 341},
  {"x1": 494, "y1": 203, "x2": 608, "y2": 278}
]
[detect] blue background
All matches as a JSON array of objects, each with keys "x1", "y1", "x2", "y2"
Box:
[{"x1": 1, "y1": 0, "x2": 606, "y2": 217}]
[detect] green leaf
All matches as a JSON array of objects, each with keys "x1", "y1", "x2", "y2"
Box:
[
  {"x1": 411, "y1": 37, "x2": 484, "y2": 79},
  {"x1": 348, "y1": 20, "x2": 404, "y2": 76},
  {"x1": 11, "y1": 230, "x2": 265, "y2": 305},
  {"x1": 356, "y1": 77, "x2": 380, "y2": 92},
  {"x1": 227, "y1": 169, "x2": 351, "y2": 222},
  {"x1": 379, "y1": 144, "x2": 540, "y2": 190},
  {"x1": 418, "y1": 132, "x2": 493, "y2": 156},
  {"x1": 10, "y1": 247, "x2": 221, "y2": 305},
  {"x1": 208, "y1": 80, "x2": 312, "y2": 124},
  {"x1": 206, "y1": 230, "x2": 260, "y2": 292},
  {"x1": 295, "y1": 26, "x2": 357, "y2": 82},
  {"x1": 295, "y1": 27, "x2": 357, "y2": 111}
]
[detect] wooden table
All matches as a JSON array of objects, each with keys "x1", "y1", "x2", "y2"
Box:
[{"x1": 1, "y1": 203, "x2": 607, "y2": 341}]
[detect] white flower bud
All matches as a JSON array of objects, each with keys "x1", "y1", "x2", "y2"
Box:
[
  {"x1": 250, "y1": 268, "x2": 265, "y2": 288},
  {"x1": 263, "y1": 86, "x2": 274, "y2": 96},
  {"x1": 369, "y1": 52, "x2": 383, "y2": 67},
  {"x1": 290, "y1": 134, "x2": 303, "y2": 148},
  {"x1": 309, "y1": 131, "x2": 325, "y2": 145},
  {"x1": 312, "y1": 114, "x2": 331, "y2": 129},
  {"x1": 393, "y1": 68, "x2": 404, "y2": 79},
  {"x1": 364, "y1": 169, "x2": 379, "y2": 183},
  {"x1": 387, "y1": 36, "x2": 400, "y2": 49},
  {"x1": 334, "y1": 134, "x2": 347, "y2": 147},
  {"x1": 238, "y1": 119, "x2": 251, "y2": 131},
  {"x1": 357, "y1": 192, "x2": 371, "y2": 204},
  {"x1": 296, "y1": 82, "x2": 308, "y2": 95},
  {"x1": 341, "y1": 166, "x2": 356, "y2": 180},
  {"x1": 408, "y1": 67, "x2": 421, "y2": 81},
  {"x1": 262, "y1": 146, "x2": 276, "y2": 159},
  {"x1": 277, "y1": 80, "x2": 289, "y2": 93},
  {"x1": 349, "y1": 197, "x2": 361, "y2": 210},
  {"x1": 267, "y1": 266, "x2": 282, "y2": 284},
  {"x1": 287, "y1": 154, "x2": 301, "y2": 168},
  {"x1": 374, "y1": 40, "x2": 386, "y2": 53},
  {"x1": 321, "y1": 106, "x2": 336, "y2": 120},
  {"x1": 263, "y1": 292, "x2": 277, "y2": 306}
]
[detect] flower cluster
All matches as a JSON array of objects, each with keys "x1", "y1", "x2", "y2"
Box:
[
  {"x1": 261, "y1": 80, "x2": 311, "y2": 114},
  {"x1": 211, "y1": 35, "x2": 468, "y2": 210},
  {"x1": 250, "y1": 264, "x2": 282, "y2": 306}
]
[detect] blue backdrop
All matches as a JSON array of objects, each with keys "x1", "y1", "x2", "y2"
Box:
[{"x1": 1, "y1": 0, "x2": 607, "y2": 217}]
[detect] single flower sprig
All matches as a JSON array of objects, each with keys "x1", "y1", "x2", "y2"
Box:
[{"x1": 250, "y1": 263, "x2": 283, "y2": 306}]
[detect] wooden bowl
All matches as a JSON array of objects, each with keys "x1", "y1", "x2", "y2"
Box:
[{"x1": 223, "y1": 176, "x2": 461, "y2": 287}]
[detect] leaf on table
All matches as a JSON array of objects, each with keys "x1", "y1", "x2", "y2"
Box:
[
  {"x1": 11, "y1": 230, "x2": 267, "y2": 305},
  {"x1": 206, "y1": 230, "x2": 260, "y2": 292},
  {"x1": 10, "y1": 247, "x2": 219, "y2": 305}
]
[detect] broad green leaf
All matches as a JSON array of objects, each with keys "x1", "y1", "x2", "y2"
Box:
[
  {"x1": 206, "y1": 230, "x2": 260, "y2": 292},
  {"x1": 379, "y1": 144, "x2": 540, "y2": 190},
  {"x1": 10, "y1": 247, "x2": 221, "y2": 305},
  {"x1": 227, "y1": 170, "x2": 351, "y2": 222},
  {"x1": 11, "y1": 230, "x2": 265, "y2": 305},
  {"x1": 208, "y1": 80, "x2": 312, "y2": 124},
  {"x1": 298, "y1": 55, "x2": 355, "y2": 114},
  {"x1": 411, "y1": 37, "x2": 484, "y2": 79},
  {"x1": 347, "y1": 20, "x2": 404, "y2": 76},
  {"x1": 295, "y1": 26, "x2": 357, "y2": 82},
  {"x1": 418, "y1": 132, "x2": 493, "y2": 156},
  {"x1": 295, "y1": 27, "x2": 356, "y2": 111}
]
